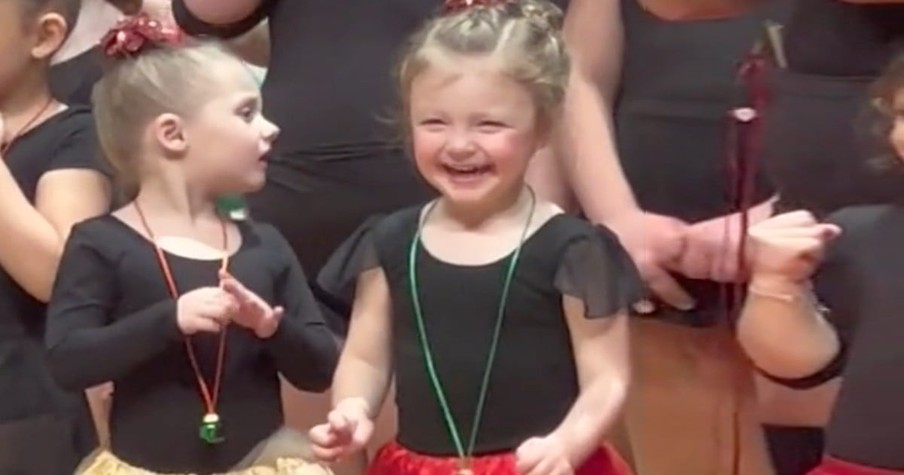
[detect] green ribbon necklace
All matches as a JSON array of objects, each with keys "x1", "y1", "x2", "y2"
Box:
[{"x1": 407, "y1": 189, "x2": 536, "y2": 474}]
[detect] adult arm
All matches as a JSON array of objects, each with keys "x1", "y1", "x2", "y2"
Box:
[
  {"x1": 172, "y1": 0, "x2": 273, "y2": 38},
  {"x1": 558, "y1": 0, "x2": 693, "y2": 309}
]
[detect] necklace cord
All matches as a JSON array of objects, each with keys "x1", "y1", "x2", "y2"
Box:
[
  {"x1": 407, "y1": 189, "x2": 537, "y2": 463},
  {"x1": 132, "y1": 202, "x2": 230, "y2": 417}
]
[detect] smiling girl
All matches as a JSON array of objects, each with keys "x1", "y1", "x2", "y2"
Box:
[{"x1": 308, "y1": 1, "x2": 639, "y2": 474}]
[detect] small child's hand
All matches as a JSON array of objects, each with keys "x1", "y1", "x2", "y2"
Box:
[
  {"x1": 176, "y1": 287, "x2": 237, "y2": 335},
  {"x1": 308, "y1": 398, "x2": 373, "y2": 462},
  {"x1": 746, "y1": 211, "x2": 841, "y2": 283},
  {"x1": 515, "y1": 434, "x2": 574, "y2": 475},
  {"x1": 219, "y1": 270, "x2": 283, "y2": 339}
]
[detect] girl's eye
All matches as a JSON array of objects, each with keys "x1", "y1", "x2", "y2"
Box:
[
  {"x1": 239, "y1": 107, "x2": 256, "y2": 120},
  {"x1": 477, "y1": 121, "x2": 506, "y2": 131}
]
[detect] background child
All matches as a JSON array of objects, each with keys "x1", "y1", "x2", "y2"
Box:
[
  {"x1": 0, "y1": 0, "x2": 112, "y2": 473},
  {"x1": 44, "y1": 16, "x2": 338, "y2": 474},
  {"x1": 309, "y1": 1, "x2": 639, "y2": 474},
  {"x1": 737, "y1": 56, "x2": 904, "y2": 474}
]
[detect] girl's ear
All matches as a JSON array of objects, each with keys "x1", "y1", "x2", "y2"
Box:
[
  {"x1": 153, "y1": 113, "x2": 190, "y2": 157},
  {"x1": 30, "y1": 12, "x2": 69, "y2": 60}
]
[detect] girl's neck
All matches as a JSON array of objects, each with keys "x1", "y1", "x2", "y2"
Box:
[
  {"x1": 134, "y1": 179, "x2": 221, "y2": 226},
  {"x1": 0, "y1": 78, "x2": 57, "y2": 144},
  {"x1": 435, "y1": 187, "x2": 532, "y2": 231}
]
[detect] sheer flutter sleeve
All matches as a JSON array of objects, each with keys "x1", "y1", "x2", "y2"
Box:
[
  {"x1": 554, "y1": 224, "x2": 645, "y2": 319},
  {"x1": 316, "y1": 217, "x2": 383, "y2": 313}
]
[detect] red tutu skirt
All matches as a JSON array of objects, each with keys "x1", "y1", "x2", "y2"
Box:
[
  {"x1": 809, "y1": 457, "x2": 904, "y2": 475},
  {"x1": 368, "y1": 441, "x2": 633, "y2": 475}
]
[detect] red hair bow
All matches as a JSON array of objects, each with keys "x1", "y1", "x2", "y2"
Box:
[
  {"x1": 443, "y1": 0, "x2": 512, "y2": 13},
  {"x1": 101, "y1": 13, "x2": 184, "y2": 59}
]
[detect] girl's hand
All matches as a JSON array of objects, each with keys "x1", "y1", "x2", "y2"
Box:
[
  {"x1": 515, "y1": 434, "x2": 574, "y2": 475},
  {"x1": 219, "y1": 270, "x2": 283, "y2": 338},
  {"x1": 308, "y1": 398, "x2": 374, "y2": 462},
  {"x1": 746, "y1": 211, "x2": 840, "y2": 283},
  {"x1": 176, "y1": 287, "x2": 237, "y2": 335}
]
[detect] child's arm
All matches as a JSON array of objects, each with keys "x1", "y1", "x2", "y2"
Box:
[
  {"x1": 0, "y1": 130, "x2": 110, "y2": 302},
  {"x1": 260, "y1": 230, "x2": 341, "y2": 392},
  {"x1": 552, "y1": 303, "x2": 630, "y2": 468},
  {"x1": 45, "y1": 227, "x2": 184, "y2": 391},
  {"x1": 329, "y1": 267, "x2": 394, "y2": 418},
  {"x1": 736, "y1": 210, "x2": 859, "y2": 387},
  {"x1": 736, "y1": 278, "x2": 842, "y2": 381}
]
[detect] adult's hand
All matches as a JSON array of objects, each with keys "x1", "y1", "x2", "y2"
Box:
[
  {"x1": 608, "y1": 211, "x2": 695, "y2": 311},
  {"x1": 670, "y1": 198, "x2": 774, "y2": 283}
]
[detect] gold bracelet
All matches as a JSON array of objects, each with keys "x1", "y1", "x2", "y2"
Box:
[{"x1": 747, "y1": 285, "x2": 799, "y2": 303}]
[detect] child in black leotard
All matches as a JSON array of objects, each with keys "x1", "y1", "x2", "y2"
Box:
[
  {"x1": 738, "y1": 57, "x2": 904, "y2": 475},
  {"x1": 0, "y1": 0, "x2": 112, "y2": 473},
  {"x1": 308, "y1": 2, "x2": 639, "y2": 474},
  {"x1": 44, "y1": 16, "x2": 338, "y2": 475}
]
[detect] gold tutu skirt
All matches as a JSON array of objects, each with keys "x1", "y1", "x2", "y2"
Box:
[{"x1": 75, "y1": 428, "x2": 333, "y2": 475}]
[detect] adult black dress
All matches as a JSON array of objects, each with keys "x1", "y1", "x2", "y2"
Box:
[
  {"x1": 612, "y1": 0, "x2": 789, "y2": 473},
  {"x1": 762, "y1": 0, "x2": 904, "y2": 218}
]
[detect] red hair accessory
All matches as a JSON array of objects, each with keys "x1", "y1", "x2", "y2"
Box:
[
  {"x1": 443, "y1": 0, "x2": 511, "y2": 13},
  {"x1": 101, "y1": 13, "x2": 184, "y2": 59}
]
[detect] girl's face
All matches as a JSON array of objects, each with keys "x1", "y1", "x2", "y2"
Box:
[
  {"x1": 408, "y1": 60, "x2": 547, "y2": 210},
  {"x1": 890, "y1": 89, "x2": 904, "y2": 163},
  {"x1": 175, "y1": 59, "x2": 279, "y2": 195}
]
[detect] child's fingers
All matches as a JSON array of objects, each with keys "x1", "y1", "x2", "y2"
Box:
[
  {"x1": 308, "y1": 424, "x2": 337, "y2": 446},
  {"x1": 220, "y1": 279, "x2": 256, "y2": 307},
  {"x1": 327, "y1": 410, "x2": 352, "y2": 436}
]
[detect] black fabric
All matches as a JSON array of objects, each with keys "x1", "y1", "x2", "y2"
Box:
[
  {"x1": 764, "y1": 426, "x2": 825, "y2": 475},
  {"x1": 763, "y1": 0, "x2": 904, "y2": 217},
  {"x1": 49, "y1": 47, "x2": 103, "y2": 107},
  {"x1": 0, "y1": 107, "x2": 106, "y2": 474},
  {"x1": 762, "y1": 70, "x2": 901, "y2": 218},
  {"x1": 318, "y1": 208, "x2": 641, "y2": 456},
  {"x1": 784, "y1": 0, "x2": 904, "y2": 77},
  {"x1": 615, "y1": 0, "x2": 788, "y2": 327},
  {"x1": 764, "y1": 205, "x2": 904, "y2": 469},
  {"x1": 45, "y1": 216, "x2": 339, "y2": 474}
]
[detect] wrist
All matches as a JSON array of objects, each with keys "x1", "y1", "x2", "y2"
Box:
[
  {"x1": 335, "y1": 397, "x2": 372, "y2": 418},
  {"x1": 748, "y1": 274, "x2": 812, "y2": 303}
]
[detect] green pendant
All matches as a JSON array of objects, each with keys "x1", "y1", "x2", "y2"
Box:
[
  {"x1": 215, "y1": 195, "x2": 248, "y2": 220},
  {"x1": 199, "y1": 413, "x2": 225, "y2": 444}
]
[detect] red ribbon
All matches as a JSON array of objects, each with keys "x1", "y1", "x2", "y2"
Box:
[{"x1": 100, "y1": 13, "x2": 184, "y2": 59}]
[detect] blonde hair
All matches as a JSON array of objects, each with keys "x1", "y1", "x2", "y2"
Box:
[
  {"x1": 398, "y1": 0, "x2": 569, "y2": 132},
  {"x1": 91, "y1": 42, "x2": 237, "y2": 188}
]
